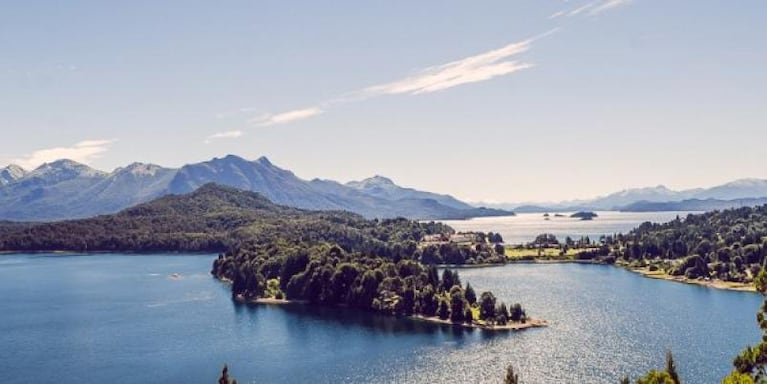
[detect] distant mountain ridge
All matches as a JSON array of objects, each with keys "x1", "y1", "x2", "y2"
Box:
[
  {"x1": 0, "y1": 155, "x2": 510, "y2": 221},
  {"x1": 619, "y1": 197, "x2": 767, "y2": 212},
  {"x1": 345, "y1": 175, "x2": 472, "y2": 210},
  {"x1": 483, "y1": 179, "x2": 767, "y2": 213}
]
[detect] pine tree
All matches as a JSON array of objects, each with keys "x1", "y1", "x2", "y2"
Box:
[
  {"x1": 218, "y1": 364, "x2": 238, "y2": 384},
  {"x1": 465, "y1": 282, "x2": 477, "y2": 305},
  {"x1": 666, "y1": 351, "x2": 680, "y2": 384},
  {"x1": 438, "y1": 299, "x2": 450, "y2": 320},
  {"x1": 504, "y1": 364, "x2": 520, "y2": 384}
]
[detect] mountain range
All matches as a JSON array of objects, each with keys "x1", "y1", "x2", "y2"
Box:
[
  {"x1": 0, "y1": 155, "x2": 509, "y2": 222},
  {"x1": 489, "y1": 179, "x2": 767, "y2": 213}
]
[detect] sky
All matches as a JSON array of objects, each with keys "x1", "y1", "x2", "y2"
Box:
[{"x1": 1, "y1": 1, "x2": 766, "y2": 203}]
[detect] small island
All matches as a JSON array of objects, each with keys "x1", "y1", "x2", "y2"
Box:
[{"x1": 570, "y1": 211, "x2": 598, "y2": 221}]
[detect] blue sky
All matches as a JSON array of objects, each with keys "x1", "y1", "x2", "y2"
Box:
[{"x1": 2, "y1": 1, "x2": 765, "y2": 203}]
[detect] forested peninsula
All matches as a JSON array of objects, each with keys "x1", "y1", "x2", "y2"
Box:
[
  {"x1": 0, "y1": 183, "x2": 540, "y2": 330},
  {"x1": 530, "y1": 206, "x2": 767, "y2": 291}
]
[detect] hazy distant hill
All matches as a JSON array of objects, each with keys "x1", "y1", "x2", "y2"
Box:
[
  {"x1": 695, "y1": 179, "x2": 767, "y2": 200},
  {"x1": 346, "y1": 175, "x2": 472, "y2": 210},
  {"x1": 619, "y1": 197, "x2": 767, "y2": 212},
  {"x1": 490, "y1": 180, "x2": 767, "y2": 213},
  {"x1": 0, "y1": 155, "x2": 511, "y2": 221}
]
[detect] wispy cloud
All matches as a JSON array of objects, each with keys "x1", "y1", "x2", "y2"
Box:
[
  {"x1": 589, "y1": 0, "x2": 632, "y2": 15},
  {"x1": 10, "y1": 139, "x2": 115, "y2": 169},
  {"x1": 363, "y1": 40, "x2": 534, "y2": 96},
  {"x1": 569, "y1": 1, "x2": 598, "y2": 16},
  {"x1": 240, "y1": 35, "x2": 545, "y2": 128},
  {"x1": 553, "y1": 0, "x2": 633, "y2": 18},
  {"x1": 549, "y1": 10, "x2": 567, "y2": 19},
  {"x1": 249, "y1": 107, "x2": 324, "y2": 127},
  {"x1": 204, "y1": 130, "x2": 243, "y2": 144}
]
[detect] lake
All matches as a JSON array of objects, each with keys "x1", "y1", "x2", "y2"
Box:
[
  {"x1": 440, "y1": 211, "x2": 698, "y2": 244},
  {"x1": 0, "y1": 253, "x2": 760, "y2": 383}
]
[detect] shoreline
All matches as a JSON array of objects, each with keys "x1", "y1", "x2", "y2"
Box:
[
  {"x1": 413, "y1": 259, "x2": 602, "y2": 269},
  {"x1": 504, "y1": 257, "x2": 757, "y2": 293},
  {"x1": 503, "y1": 257, "x2": 757, "y2": 293},
  {"x1": 436, "y1": 262, "x2": 507, "y2": 269},
  {"x1": 410, "y1": 315, "x2": 547, "y2": 331},
  {"x1": 627, "y1": 267, "x2": 756, "y2": 293},
  {"x1": 234, "y1": 295, "x2": 547, "y2": 332},
  {"x1": 507, "y1": 258, "x2": 604, "y2": 265}
]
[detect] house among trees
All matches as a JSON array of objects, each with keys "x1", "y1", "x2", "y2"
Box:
[
  {"x1": 450, "y1": 233, "x2": 477, "y2": 244},
  {"x1": 422, "y1": 233, "x2": 449, "y2": 243}
]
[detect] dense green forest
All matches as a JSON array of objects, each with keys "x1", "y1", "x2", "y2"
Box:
[
  {"x1": 212, "y1": 243, "x2": 525, "y2": 325},
  {"x1": 571, "y1": 206, "x2": 767, "y2": 284}
]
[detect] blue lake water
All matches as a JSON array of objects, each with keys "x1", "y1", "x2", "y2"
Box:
[
  {"x1": 440, "y1": 211, "x2": 698, "y2": 244},
  {"x1": 0, "y1": 253, "x2": 761, "y2": 383}
]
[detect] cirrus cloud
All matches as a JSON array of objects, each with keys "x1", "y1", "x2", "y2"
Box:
[
  {"x1": 243, "y1": 35, "x2": 541, "y2": 128},
  {"x1": 363, "y1": 40, "x2": 533, "y2": 96},
  {"x1": 249, "y1": 107, "x2": 324, "y2": 127},
  {"x1": 551, "y1": 0, "x2": 633, "y2": 18}
]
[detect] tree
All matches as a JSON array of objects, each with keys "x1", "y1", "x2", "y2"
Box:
[
  {"x1": 441, "y1": 269, "x2": 455, "y2": 291},
  {"x1": 441, "y1": 269, "x2": 461, "y2": 291},
  {"x1": 629, "y1": 352, "x2": 683, "y2": 384},
  {"x1": 464, "y1": 307, "x2": 474, "y2": 324},
  {"x1": 730, "y1": 268, "x2": 767, "y2": 382},
  {"x1": 496, "y1": 302, "x2": 509, "y2": 325},
  {"x1": 619, "y1": 377, "x2": 630, "y2": 384},
  {"x1": 218, "y1": 365, "x2": 237, "y2": 384},
  {"x1": 418, "y1": 284, "x2": 438, "y2": 316},
  {"x1": 438, "y1": 299, "x2": 450, "y2": 320},
  {"x1": 465, "y1": 282, "x2": 477, "y2": 305},
  {"x1": 666, "y1": 351, "x2": 680, "y2": 384},
  {"x1": 479, "y1": 291, "x2": 497, "y2": 321},
  {"x1": 636, "y1": 370, "x2": 675, "y2": 384},
  {"x1": 450, "y1": 286, "x2": 466, "y2": 322},
  {"x1": 510, "y1": 303, "x2": 526, "y2": 322},
  {"x1": 427, "y1": 264, "x2": 440, "y2": 287},
  {"x1": 401, "y1": 287, "x2": 416, "y2": 316},
  {"x1": 280, "y1": 251, "x2": 310, "y2": 290},
  {"x1": 352, "y1": 270, "x2": 380, "y2": 308},
  {"x1": 721, "y1": 372, "x2": 755, "y2": 384},
  {"x1": 504, "y1": 364, "x2": 520, "y2": 384}
]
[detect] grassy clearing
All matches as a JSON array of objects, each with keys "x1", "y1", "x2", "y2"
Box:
[{"x1": 504, "y1": 247, "x2": 597, "y2": 260}]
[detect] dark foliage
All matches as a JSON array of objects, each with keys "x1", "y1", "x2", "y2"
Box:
[{"x1": 583, "y1": 206, "x2": 767, "y2": 283}]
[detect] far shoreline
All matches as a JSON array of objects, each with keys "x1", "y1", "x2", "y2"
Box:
[
  {"x1": 626, "y1": 266, "x2": 756, "y2": 293},
  {"x1": 504, "y1": 256, "x2": 758, "y2": 293},
  {"x1": 507, "y1": 259, "x2": 604, "y2": 265}
]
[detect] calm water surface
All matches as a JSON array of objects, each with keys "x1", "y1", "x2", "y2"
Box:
[
  {"x1": 0, "y1": 253, "x2": 760, "y2": 383},
  {"x1": 441, "y1": 211, "x2": 699, "y2": 244}
]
